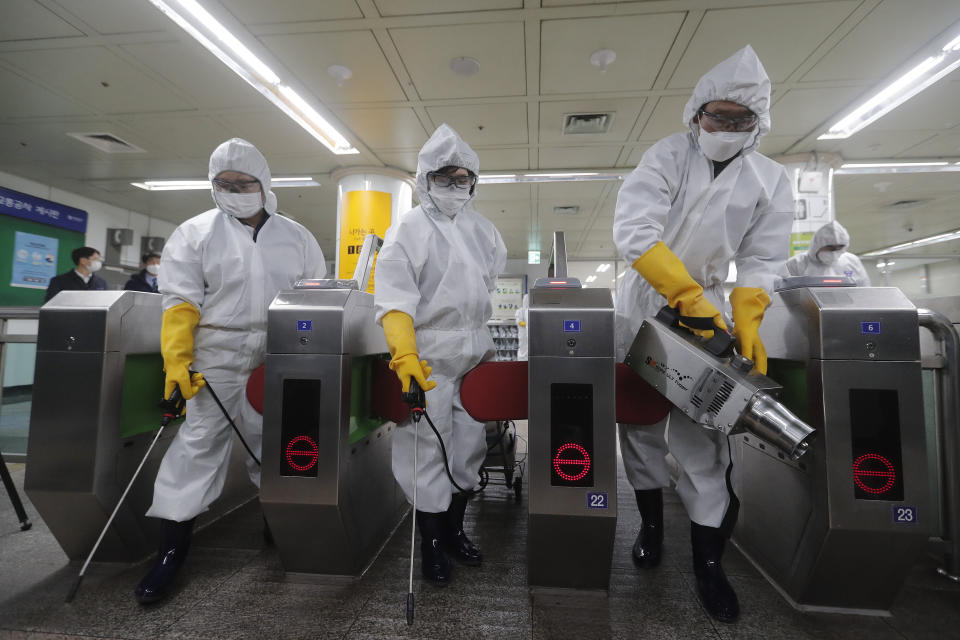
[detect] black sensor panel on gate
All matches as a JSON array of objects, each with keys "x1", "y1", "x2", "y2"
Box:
[
  {"x1": 550, "y1": 383, "x2": 594, "y2": 487},
  {"x1": 280, "y1": 379, "x2": 321, "y2": 477},
  {"x1": 849, "y1": 389, "x2": 904, "y2": 501}
]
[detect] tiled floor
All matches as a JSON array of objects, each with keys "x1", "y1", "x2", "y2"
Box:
[{"x1": 2, "y1": 455, "x2": 960, "y2": 639}]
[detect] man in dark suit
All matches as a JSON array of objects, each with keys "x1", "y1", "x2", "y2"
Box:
[
  {"x1": 124, "y1": 252, "x2": 161, "y2": 293},
  {"x1": 44, "y1": 247, "x2": 108, "y2": 302}
]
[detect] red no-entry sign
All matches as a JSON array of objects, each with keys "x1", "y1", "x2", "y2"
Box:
[
  {"x1": 852, "y1": 453, "x2": 896, "y2": 495},
  {"x1": 285, "y1": 435, "x2": 319, "y2": 472},
  {"x1": 553, "y1": 442, "x2": 591, "y2": 482}
]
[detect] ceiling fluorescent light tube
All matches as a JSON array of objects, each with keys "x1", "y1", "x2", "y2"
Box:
[
  {"x1": 819, "y1": 43, "x2": 960, "y2": 140},
  {"x1": 862, "y1": 228, "x2": 960, "y2": 257},
  {"x1": 841, "y1": 162, "x2": 949, "y2": 168},
  {"x1": 148, "y1": 0, "x2": 357, "y2": 155}
]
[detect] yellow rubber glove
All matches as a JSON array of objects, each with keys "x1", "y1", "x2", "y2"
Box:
[
  {"x1": 161, "y1": 302, "x2": 206, "y2": 400},
  {"x1": 730, "y1": 287, "x2": 771, "y2": 374},
  {"x1": 633, "y1": 242, "x2": 728, "y2": 338},
  {"x1": 382, "y1": 310, "x2": 437, "y2": 393},
  {"x1": 518, "y1": 321, "x2": 527, "y2": 327}
]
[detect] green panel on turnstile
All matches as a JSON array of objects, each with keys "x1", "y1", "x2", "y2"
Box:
[
  {"x1": 349, "y1": 355, "x2": 388, "y2": 445},
  {"x1": 120, "y1": 354, "x2": 182, "y2": 438},
  {"x1": 766, "y1": 358, "x2": 810, "y2": 424}
]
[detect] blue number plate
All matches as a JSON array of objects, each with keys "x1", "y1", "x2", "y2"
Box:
[
  {"x1": 861, "y1": 321, "x2": 881, "y2": 334},
  {"x1": 564, "y1": 320, "x2": 581, "y2": 332},
  {"x1": 297, "y1": 320, "x2": 312, "y2": 332},
  {"x1": 893, "y1": 505, "x2": 917, "y2": 524},
  {"x1": 587, "y1": 492, "x2": 608, "y2": 509}
]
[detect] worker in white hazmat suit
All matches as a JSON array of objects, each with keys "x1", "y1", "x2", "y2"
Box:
[
  {"x1": 613, "y1": 45, "x2": 793, "y2": 622},
  {"x1": 135, "y1": 138, "x2": 326, "y2": 604},
  {"x1": 375, "y1": 124, "x2": 507, "y2": 586},
  {"x1": 781, "y1": 220, "x2": 871, "y2": 285}
]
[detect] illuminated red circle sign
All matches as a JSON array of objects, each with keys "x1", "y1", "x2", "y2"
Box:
[
  {"x1": 553, "y1": 442, "x2": 591, "y2": 482},
  {"x1": 852, "y1": 453, "x2": 896, "y2": 495},
  {"x1": 285, "y1": 435, "x2": 319, "y2": 472}
]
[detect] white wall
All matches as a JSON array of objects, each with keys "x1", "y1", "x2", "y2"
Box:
[
  {"x1": 0, "y1": 169, "x2": 177, "y2": 269},
  {"x1": 503, "y1": 258, "x2": 549, "y2": 292},
  {"x1": 865, "y1": 259, "x2": 960, "y2": 299}
]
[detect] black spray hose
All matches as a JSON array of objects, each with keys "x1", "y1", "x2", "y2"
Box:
[{"x1": 202, "y1": 378, "x2": 261, "y2": 467}]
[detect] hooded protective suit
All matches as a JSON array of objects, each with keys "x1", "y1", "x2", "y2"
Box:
[
  {"x1": 375, "y1": 124, "x2": 507, "y2": 512},
  {"x1": 147, "y1": 138, "x2": 326, "y2": 521},
  {"x1": 781, "y1": 220, "x2": 870, "y2": 286},
  {"x1": 614, "y1": 46, "x2": 793, "y2": 528}
]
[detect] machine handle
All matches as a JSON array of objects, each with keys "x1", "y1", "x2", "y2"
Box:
[
  {"x1": 402, "y1": 379, "x2": 426, "y2": 414},
  {"x1": 654, "y1": 305, "x2": 736, "y2": 358},
  {"x1": 158, "y1": 379, "x2": 188, "y2": 426}
]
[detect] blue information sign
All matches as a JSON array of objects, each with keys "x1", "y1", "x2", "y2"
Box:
[
  {"x1": 0, "y1": 185, "x2": 87, "y2": 233},
  {"x1": 11, "y1": 231, "x2": 58, "y2": 289},
  {"x1": 861, "y1": 321, "x2": 881, "y2": 334}
]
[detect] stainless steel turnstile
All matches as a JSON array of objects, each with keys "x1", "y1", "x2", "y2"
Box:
[
  {"x1": 527, "y1": 233, "x2": 617, "y2": 592},
  {"x1": 734, "y1": 285, "x2": 931, "y2": 613},
  {"x1": 259, "y1": 236, "x2": 408, "y2": 575},
  {"x1": 24, "y1": 291, "x2": 256, "y2": 561}
]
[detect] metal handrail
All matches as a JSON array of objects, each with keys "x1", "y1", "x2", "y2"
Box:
[
  {"x1": 0, "y1": 307, "x2": 40, "y2": 320},
  {"x1": 918, "y1": 308, "x2": 960, "y2": 582},
  {"x1": 0, "y1": 307, "x2": 39, "y2": 462}
]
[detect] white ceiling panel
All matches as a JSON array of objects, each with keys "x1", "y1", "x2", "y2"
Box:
[
  {"x1": 536, "y1": 181, "x2": 605, "y2": 201},
  {"x1": 639, "y1": 96, "x2": 688, "y2": 141},
  {"x1": 53, "y1": 0, "x2": 172, "y2": 35},
  {"x1": 540, "y1": 13, "x2": 684, "y2": 95},
  {"x1": 669, "y1": 2, "x2": 859, "y2": 88},
  {"x1": 474, "y1": 147, "x2": 529, "y2": 171},
  {"x1": 803, "y1": 0, "x2": 960, "y2": 83},
  {"x1": 477, "y1": 183, "x2": 533, "y2": 202},
  {"x1": 374, "y1": 150, "x2": 418, "y2": 172},
  {"x1": 221, "y1": 0, "x2": 363, "y2": 24},
  {"x1": 756, "y1": 135, "x2": 797, "y2": 157},
  {"x1": 537, "y1": 146, "x2": 620, "y2": 169},
  {"x1": 216, "y1": 110, "x2": 346, "y2": 159},
  {"x1": 338, "y1": 107, "x2": 428, "y2": 150},
  {"x1": 896, "y1": 131, "x2": 960, "y2": 158},
  {"x1": 625, "y1": 144, "x2": 652, "y2": 166},
  {"x1": 867, "y1": 76, "x2": 960, "y2": 133},
  {"x1": 259, "y1": 30, "x2": 407, "y2": 104},
  {"x1": 0, "y1": 46, "x2": 192, "y2": 113},
  {"x1": 426, "y1": 103, "x2": 527, "y2": 146},
  {"x1": 539, "y1": 99, "x2": 645, "y2": 144},
  {"x1": 390, "y1": 22, "x2": 526, "y2": 100},
  {"x1": 0, "y1": 0, "x2": 83, "y2": 41},
  {"x1": 121, "y1": 40, "x2": 266, "y2": 110},
  {"x1": 769, "y1": 87, "x2": 864, "y2": 137},
  {"x1": 0, "y1": 67, "x2": 91, "y2": 118},
  {"x1": 115, "y1": 115, "x2": 234, "y2": 162},
  {"x1": 374, "y1": 0, "x2": 521, "y2": 16},
  {"x1": 813, "y1": 128, "x2": 939, "y2": 159}
]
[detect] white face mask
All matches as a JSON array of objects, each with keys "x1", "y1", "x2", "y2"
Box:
[
  {"x1": 145, "y1": 264, "x2": 160, "y2": 276},
  {"x1": 88, "y1": 259, "x2": 102, "y2": 273},
  {"x1": 817, "y1": 249, "x2": 840, "y2": 265},
  {"x1": 698, "y1": 129, "x2": 753, "y2": 162},
  {"x1": 214, "y1": 191, "x2": 263, "y2": 219},
  {"x1": 429, "y1": 188, "x2": 471, "y2": 217}
]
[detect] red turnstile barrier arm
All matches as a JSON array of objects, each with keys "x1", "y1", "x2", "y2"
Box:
[{"x1": 247, "y1": 360, "x2": 671, "y2": 427}]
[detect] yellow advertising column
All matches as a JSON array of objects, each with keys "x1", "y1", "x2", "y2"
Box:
[{"x1": 331, "y1": 168, "x2": 413, "y2": 293}]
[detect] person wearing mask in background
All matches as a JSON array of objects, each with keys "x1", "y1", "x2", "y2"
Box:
[
  {"x1": 781, "y1": 220, "x2": 871, "y2": 286},
  {"x1": 375, "y1": 124, "x2": 506, "y2": 587},
  {"x1": 613, "y1": 45, "x2": 793, "y2": 623},
  {"x1": 44, "y1": 247, "x2": 107, "y2": 302},
  {"x1": 134, "y1": 138, "x2": 326, "y2": 604},
  {"x1": 124, "y1": 252, "x2": 162, "y2": 293}
]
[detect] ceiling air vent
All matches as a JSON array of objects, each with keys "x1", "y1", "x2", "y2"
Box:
[
  {"x1": 553, "y1": 205, "x2": 580, "y2": 216},
  {"x1": 67, "y1": 132, "x2": 146, "y2": 154},
  {"x1": 562, "y1": 112, "x2": 613, "y2": 135}
]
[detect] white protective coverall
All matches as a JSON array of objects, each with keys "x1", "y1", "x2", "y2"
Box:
[
  {"x1": 614, "y1": 46, "x2": 794, "y2": 528},
  {"x1": 515, "y1": 293, "x2": 529, "y2": 361},
  {"x1": 375, "y1": 124, "x2": 507, "y2": 513},
  {"x1": 148, "y1": 138, "x2": 326, "y2": 521},
  {"x1": 781, "y1": 220, "x2": 871, "y2": 286}
]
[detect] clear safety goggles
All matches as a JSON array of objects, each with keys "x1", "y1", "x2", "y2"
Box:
[
  {"x1": 697, "y1": 109, "x2": 758, "y2": 133},
  {"x1": 427, "y1": 171, "x2": 477, "y2": 190},
  {"x1": 212, "y1": 177, "x2": 262, "y2": 193}
]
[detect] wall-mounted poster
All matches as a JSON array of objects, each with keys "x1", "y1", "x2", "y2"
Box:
[{"x1": 11, "y1": 231, "x2": 58, "y2": 289}]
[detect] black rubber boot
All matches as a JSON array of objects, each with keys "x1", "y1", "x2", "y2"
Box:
[
  {"x1": 445, "y1": 492, "x2": 482, "y2": 566},
  {"x1": 134, "y1": 518, "x2": 195, "y2": 604},
  {"x1": 416, "y1": 510, "x2": 451, "y2": 587},
  {"x1": 691, "y1": 522, "x2": 739, "y2": 623},
  {"x1": 632, "y1": 489, "x2": 663, "y2": 568}
]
